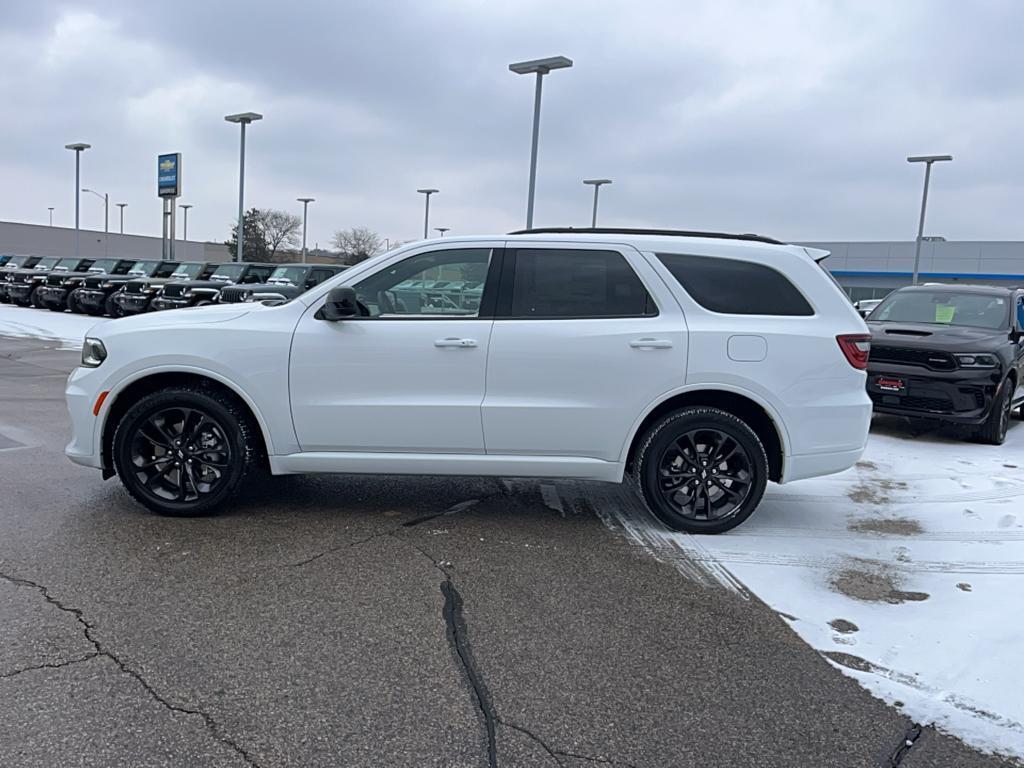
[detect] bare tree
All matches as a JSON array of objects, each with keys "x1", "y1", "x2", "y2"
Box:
[
  {"x1": 332, "y1": 227, "x2": 384, "y2": 264},
  {"x1": 260, "y1": 209, "x2": 302, "y2": 260}
]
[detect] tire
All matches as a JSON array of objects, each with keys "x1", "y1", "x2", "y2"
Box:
[
  {"x1": 633, "y1": 406, "x2": 769, "y2": 534},
  {"x1": 976, "y1": 377, "x2": 1014, "y2": 445},
  {"x1": 67, "y1": 292, "x2": 80, "y2": 313},
  {"x1": 112, "y1": 385, "x2": 264, "y2": 516},
  {"x1": 30, "y1": 286, "x2": 46, "y2": 309},
  {"x1": 104, "y1": 294, "x2": 123, "y2": 318}
]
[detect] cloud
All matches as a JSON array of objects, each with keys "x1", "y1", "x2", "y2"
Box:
[{"x1": 1, "y1": 0, "x2": 1022, "y2": 247}]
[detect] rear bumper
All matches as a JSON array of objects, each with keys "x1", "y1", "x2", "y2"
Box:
[
  {"x1": 784, "y1": 446, "x2": 865, "y2": 483},
  {"x1": 866, "y1": 364, "x2": 1001, "y2": 425}
]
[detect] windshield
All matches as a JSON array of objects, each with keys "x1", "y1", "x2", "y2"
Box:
[
  {"x1": 211, "y1": 264, "x2": 246, "y2": 281},
  {"x1": 88, "y1": 259, "x2": 119, "y2": 273},
  {"x1": 36, "y1": 257, "x2": 60, "y2": 269},
  {"x1": 170, "y1": 263, "x2": 204, "y2": 279},
  {"x1": 870, "y1": 290, "x2": 1009, "y2": 330},
  {"x1": 128, "y1": 260, "x2": 160, "y2": 276},
  {"x1": 268, "y1": 266, "x2": 308, "y2": 284}
]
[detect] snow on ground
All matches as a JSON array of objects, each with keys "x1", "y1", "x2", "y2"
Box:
[
  {"x1": 2, "y1": 309, "x2": 1022, "y2": 758},
  {"x1": 0, "y1": 303, "x2": 99, "y2": 349},
  {"x1": 590, "y1": 417, "x2": 1024, "y2": 762}
]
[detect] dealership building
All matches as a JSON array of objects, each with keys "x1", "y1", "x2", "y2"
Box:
[{"x1": 801, "y1": 240, "x2": 1024, "y2": 301}]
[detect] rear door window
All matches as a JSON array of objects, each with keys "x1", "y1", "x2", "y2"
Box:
[
  {"x1": 500, "y1": 249, "x2": 654, "y2": 319},
  {"x1": 656, "y1": 252, "x2": 814, "y2": 316}
]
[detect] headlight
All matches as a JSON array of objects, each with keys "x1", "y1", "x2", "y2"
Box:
[
  {"x1": 956, "y1": 353, "x2": 998, "y2": 368},
  {"x1": 81, "y1": 338, "x2": 107, "y2": 368}
]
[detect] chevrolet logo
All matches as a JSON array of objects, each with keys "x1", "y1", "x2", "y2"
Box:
[{"x1": 159, "y1": 158, "x2": 176, "y2": 171}]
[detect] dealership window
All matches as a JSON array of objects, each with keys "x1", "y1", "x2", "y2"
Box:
[
  {"x1": 504, "y1": 249, "x2": 654, "y2": 319},
  {"x1": 656, "y1": 253, "x2": 814, "y2": 316},
  {"x1": 353, "y1": 248, "x2": 491, "y2": 317}
]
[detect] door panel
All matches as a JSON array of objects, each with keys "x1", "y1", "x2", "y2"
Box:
[
  {"x1": 482, "y1": 245, "x2": 688, "y2": 461},
  {"x1": 289, "y1": 245, "x2": 499, "y2": 454}
]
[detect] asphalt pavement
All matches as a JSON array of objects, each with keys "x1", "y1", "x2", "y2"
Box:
[{"x1": 0, "y1": 334, "x2": 1011, "y2": 767}]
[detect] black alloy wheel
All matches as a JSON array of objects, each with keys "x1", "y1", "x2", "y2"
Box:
[
  {"x1": 977, "y1": 378, "x2": 1014, "y2": 446},
  {"x1": 635, "y1": 407, "x2": 768, "y2": 534},
  {"x1": 113, "y1": 386, "x2": 261, "y2": 516}
]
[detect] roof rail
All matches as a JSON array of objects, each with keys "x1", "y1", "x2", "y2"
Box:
[{"x1": 507, "y1": 227, "x2": 785, "y2": 245}]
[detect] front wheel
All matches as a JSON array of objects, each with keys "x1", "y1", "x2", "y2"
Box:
[
  {"x1": 112, "y1": 386, "x2": 263, "y2": 516},
  {"x1": 104, "y1": 293, "x2": 123, "y2": 318},
  {"x1": 976, "y1": 378, "x2": 1014, "y2": 445},
  {"x1": 633, "y1": 407, "x2": 769, "y2": 534}
]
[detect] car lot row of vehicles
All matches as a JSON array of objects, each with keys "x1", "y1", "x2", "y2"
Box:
[{"x1": 0, "y1": 254, "x2": 347, "y2": 316}]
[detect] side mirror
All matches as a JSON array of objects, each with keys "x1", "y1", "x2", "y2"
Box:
[{"x1": 318, "y1": 286, "x2": 359, "y2": 321}]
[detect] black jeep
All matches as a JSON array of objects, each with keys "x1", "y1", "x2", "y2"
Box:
[
  {"x1": 115, "y1": 261, "x2": 218, "y2": 315},
  {"x1": 0, "y1": 256, "x2": 43, "y2": 303},
  {"x1": 73, "y1": 259, "x2": 181, "y2": 317},
  {"x1": 218, "y1": 263, "x2": 346, "y2": 304},
  {"x1": 150, "y1": 262, "x2": 276, "y2": 311},
  {"x1": 6, "y1": 257, "x2": 95, "y2": 308},
  {"x1": 36, "y1": 258, "x2": 139, "y2": 313},
  {"x1": 866, "y1": 283, "x2": 1024, "y2": 445}
]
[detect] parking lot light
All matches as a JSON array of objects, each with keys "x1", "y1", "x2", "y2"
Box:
[
  {"x1": 509, "y1": 56, "x2": 573, "y2": 229},
  {"x1": 225, "y1": 112, "x2": 263, "y2": 262},
  {"x1": 297, "y1": 198, "x2": 315, "y2": 263},
  {"x1": 64, "y1": 143, "x2": 91, "y2": 257},
  {"x1": 907, "y1": 154, "x2": 953, "y2": 285},
  {"x1": 417, "y1": 189, "x2": 439, "y2": 239},
  {"x1": 583, "y1": 179, "x2": 612, "y2": 227}
]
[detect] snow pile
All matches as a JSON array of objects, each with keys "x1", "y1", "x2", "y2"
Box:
[
  {"x1": 600, "y1": 417, "x2": 1024, "y2": 761},
  {"x1": 0, "y1": 304, "x2": 99, "y2": 349}
]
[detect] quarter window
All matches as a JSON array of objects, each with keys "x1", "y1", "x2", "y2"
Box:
[
  {"x1": 504, "y1": 249, "x2": 653, "y2": 319},
  {"x1": 353, "y1": 248, "x2": 492, "y2": 317},
  {"x1": 656, "y1": 253, "x2": 814, "y2": 316}
]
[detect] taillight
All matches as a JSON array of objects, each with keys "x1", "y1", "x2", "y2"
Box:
[{"x1": 837, "y1": 334, "x2": 871, "y2": 369}]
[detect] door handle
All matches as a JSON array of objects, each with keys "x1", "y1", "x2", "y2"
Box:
[
  {"x1": 434, "y1": 338, "x2": 478, "y2": 348},
  {"x1": 630, "y1": 338, "x2": 673, "y2": 349}
]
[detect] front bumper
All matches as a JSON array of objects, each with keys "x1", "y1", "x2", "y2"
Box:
[
  {"x1": 150, "y1": 296, "x2": 190, "y2": 311},
  {"x1": 75, "y1": 288, "x2": 108, "y2": 311},
  {"x1": 115, "y1": 292, "x2": 155, "y2": 314},
  {"x1": 36, "y1": 285, "x2": 70, "y2": 307},
  {"x1": 866, "y1": 364, "x2": 1002, "y2": 425},
  {"x1": 6, "y1": 283, "x2": 38, "y2": 303},
  {"x1": 64, "y1": 366, "x2": 104, "y2": 469}
]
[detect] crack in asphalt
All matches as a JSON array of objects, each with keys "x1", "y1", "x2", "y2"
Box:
[
  {"x1": 0, "y1": 570, "x2": 262, "y2": 768},
  {"x1": 881, "y1": 723, "x2": 924, "y2": 767},
  {"x1": 0, "y1": 652, "x2": 100, "y2": 680},
  {"x1": 286, "y1": 529, "x2": 388, "y2": 567},
  {"x1": 500, "y1": 719, "x2": 639, "y2": 767}
]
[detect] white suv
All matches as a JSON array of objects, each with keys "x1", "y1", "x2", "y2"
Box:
[{"x1": 65, "y1": 229, "x2": 872, "y2": 533}]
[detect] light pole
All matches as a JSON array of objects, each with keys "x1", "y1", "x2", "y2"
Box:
[
  {"x1": 417, "y1": 188, "x2": 438, "y2": 239},
  {"x1": 116, "y1": 203, "x2": 127, "y2": 234},
  {"x1": 297, "y1": 197, "x2": 314, "y2": 263},
  {"x1": 47, "y1": 207, "x2": 54, "y2": 226},
  {"x1": 64, "y1": 143, "x2": 90, "y2": 257},
  {"x1": 82, "y1": 188, "x2": 108, "y2": 256},
  {"x1": 907, "y1": 154, "x2": 953, "y2": 285},
  {"x1": 583, "y1": 179, "x2": 612, "y2": 227},
  {"x1": 180, "y1": 204, "x2": 192, "y2": 240},
  {"x1": 509, "y1": 56, "x2": 573, "y2": 229},
  {"x1": 225, "y1": 112, "x2": 263, "y2": 261},
  {"x1": 435, "y1": 227, "x2": 450, "y2": 237}
]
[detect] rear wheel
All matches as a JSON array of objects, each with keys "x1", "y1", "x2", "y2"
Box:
[
  {"x1": 633, "y1": 407, "x2": 769, "y2": 534},
  {"x1": 976, "y1": 378, "x2": 1014, "y2": 445},
  {"x1": 112, "y1": 386, "x2": 263, "y2": 516}
]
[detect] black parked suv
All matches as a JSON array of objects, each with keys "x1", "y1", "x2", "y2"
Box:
[
  {"x1": 866, "y1": 284, "x2": 1024, "y2": 444},
  {"x1": 0, "y1": 256, "x2": 43, "y2": 303},
  {"x1": 115, "y1": 261, "x2": 218, "y2": 315},
  {"x1": 150, "y1": 262, "x2": 276, "y2": 310},
  {"x1": 73, "y1": 259, "x2": 181, "y2": 317},
  {"x1": 218, "y1": 263, "x2": 346, "y2": 303},
  {"x1": 36, "y1": 258, "x2": 139, "y2": 312},
  {"x1": 6, "y1": 257, "x2": 95, "y2": 307}
]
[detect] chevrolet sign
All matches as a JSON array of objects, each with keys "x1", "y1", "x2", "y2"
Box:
[{"x1": 157, "y1": 153, "x2": 181, "y2": 198}]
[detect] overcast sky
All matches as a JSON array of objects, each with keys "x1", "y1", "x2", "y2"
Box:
[{"x1": 1, "y1": 1, "x2": 1022, "y2": 248}]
